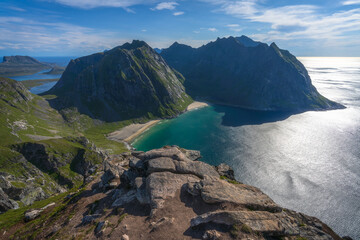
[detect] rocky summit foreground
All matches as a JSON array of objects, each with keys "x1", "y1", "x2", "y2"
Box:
[{"x1": 4, "y1": 146, "x2": 344, "y2": 240}]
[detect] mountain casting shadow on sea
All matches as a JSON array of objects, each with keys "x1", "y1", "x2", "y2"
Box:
[{"x1": 212, "y1": 104, "x2": 295, "y2": 127}]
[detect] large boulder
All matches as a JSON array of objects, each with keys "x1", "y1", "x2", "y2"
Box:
[
  {"x1": 191, "y1": 210, "x2": 301, "y2": 236},
  {"x1": 146, "y1": 171, "x2": 199, "y2": 209},
  {"x1": 187, "y1": 177, "x2": 281, "y2": 212},
  {"x1": 215, "y1": 163, "x2": 235, "y2": 180},
  {"x1": 0, "y1": 187, "x2": 18, "y2": 212}
]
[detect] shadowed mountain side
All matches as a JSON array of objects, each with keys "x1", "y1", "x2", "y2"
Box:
[
  {"x1": 161, "y1": 36, "x2": 345, "y2": 112},
  {"x1": 212, "y1": 104, "x2": 294, "y2": 127},
  {"x1": 43, "y1": 40, "x2": 192, "y2": 122}
]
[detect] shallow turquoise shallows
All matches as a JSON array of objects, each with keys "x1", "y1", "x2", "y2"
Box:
[{"x1": 133, "y1": 57, "x2": 360, "y2": 240}]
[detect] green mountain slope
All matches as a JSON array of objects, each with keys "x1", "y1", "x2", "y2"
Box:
[
  {"x1": 0, "y1": 77, "x2": 104, "y2": 212},
  {"x1": 161, "y1": 36, "x2": 344, "y2": 112},
  {"x1": 45, "y1": 40, "x2": 192, "y2": 122}
]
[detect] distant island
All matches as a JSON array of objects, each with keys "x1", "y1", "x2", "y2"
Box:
[{"x1": 0, "y1": 55, "x2": 51, "y2": 76}]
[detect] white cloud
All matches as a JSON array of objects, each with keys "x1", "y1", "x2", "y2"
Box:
[
  {"x1": 7, "y1": 6, "x2": 26, "y2": 12},
  {"x1": 342, "y1": 0, "x2": 360, "y2": 5},
  {"x1": 221, "y1": 0, "x2": 258, "y2": 17},
  {"x1": 208, "y1": 27, "x2": 218, "y2": 32},
  {"x1": 141, "y1": 29, "x2": 147, "y2": 32},
  {"x1": 51, "y1": 0, "x2": 161, "y2": 9},
  {"x1": 151, "y1": 2, "x2": 178, "y2": 10},
  {"x1": 173, "y1": 11, "x2": 184, "y2": 16},
  {"x1": 203, "y1": 0, "x2": 360, "y2": 47},
  {"x1": 193, "y1": 30, "x2": 200, "y2": 34},
  {"x1": 0, "y1": 16, "x2": 127, "y2": 54},
  {"x1": 226, "y1": 23, "x2": 243, "y2": 32}
]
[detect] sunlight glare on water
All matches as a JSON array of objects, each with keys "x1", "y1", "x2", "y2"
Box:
[{"x1": 133, "y1": 57, "x2": 360, "y2": 239}]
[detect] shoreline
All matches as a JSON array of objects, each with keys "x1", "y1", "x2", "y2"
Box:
[
  {"x1": 186, "y1": 101, "x2": 209, "y2": 111},
  {"x1": 20, "y1": 78, "x2": 59, "y2": 89},
  {"x1": 107, "y1": 101, "x2": 209, "y2": 146},
  {"x1": 107, "y1": 120, "x2": 160, "y2": 145}
]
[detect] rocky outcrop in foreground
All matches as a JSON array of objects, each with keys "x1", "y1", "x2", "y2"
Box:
[
  {"x1": 14, "y1": 146, "x2": 344, "y2": 239},
  {"x1": 0, "y1": 137, "x2": 105, "y2": 213}
]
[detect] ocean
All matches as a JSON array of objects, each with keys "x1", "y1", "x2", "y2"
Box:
[
  {"x1": 133, "y1": 57, "x2": 360, "y2": 239},
  {"x1": 4, "y1": 56, "x2": 75, "y2": 93}
]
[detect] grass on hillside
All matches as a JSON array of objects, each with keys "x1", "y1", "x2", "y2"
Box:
[
  {"x1": 21, "y1": 79, "x2": 59, "y2": 89},
  {"x1": 0, "y1": 187, "x2": 84, "y2": 234},
  {"x1": 83, "y1": 119, "x2": 148, "y2": 154}
]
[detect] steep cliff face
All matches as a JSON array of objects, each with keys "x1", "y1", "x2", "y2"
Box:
[
  {"x1": 46, "y1": 40, "x2": 192, "y2": 122},
  {"x1": 0, "y1": 77, "x2": 33, "y2": 107},
  {"x1": 161, "y1": 36, "x2": 344, "y2": 112}
]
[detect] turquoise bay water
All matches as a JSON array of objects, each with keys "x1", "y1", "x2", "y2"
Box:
[{"x1": 133, "y1": 57, "x2": 360, "y2": 239}]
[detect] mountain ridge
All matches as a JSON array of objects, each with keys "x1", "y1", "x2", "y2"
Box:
[
  {"x1": 161, "y1": 36, "x2": 344, "y2": 112},
  {"x1": 45, "y1": 40, "x2": 192, "y2": 122}
]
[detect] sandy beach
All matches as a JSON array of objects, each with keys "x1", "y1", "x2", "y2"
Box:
[
  {"x1": 107, "y1": 120, "x2": 160, "y2": 143},
  {"x1": 186, "y1": 101, "x2": 209, "y2": 111},
  {"x1": 107, "y1": 101, "x2": 208, "y2": 144}
]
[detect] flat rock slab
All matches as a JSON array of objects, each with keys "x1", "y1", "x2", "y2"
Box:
[
  {"x1": 199, "y1": 178, "x2": 281, "y2": 212},
  {"x1": 147, "y1": 156, "x2": 219, "y2": 179},
  {"x1": 138, "y1": 146, "x2": 189, "y2": 161},
  {"x1": 146, "y1": 172, "x2": 199, "y2": 209},
  {"x1": 147, "y1": 157, "x2": 176, "y2": 174},
  {"x1": 191, "y1": 210, "x2": 299, "y2": 236}
]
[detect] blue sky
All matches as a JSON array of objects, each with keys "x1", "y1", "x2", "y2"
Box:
[{"x1": 0, "y1": 0, "x2": 359, "y2": 57}]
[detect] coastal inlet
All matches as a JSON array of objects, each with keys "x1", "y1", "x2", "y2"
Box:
[{"x1": 133, "y1": 57, "x2": 360, "y2": 239}]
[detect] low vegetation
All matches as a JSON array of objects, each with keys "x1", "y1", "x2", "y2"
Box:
[
  {"x1": 21, "y1": 78, "x2": 59, "y2": 89},
  {"x1": 220, "y1": 175, "x2": 241, "y2": 184}
]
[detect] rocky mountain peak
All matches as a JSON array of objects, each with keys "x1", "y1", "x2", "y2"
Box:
[
  {"x1": 121, "y1": 40, "x2": 150, "y2": 50},
  {"x1": 161, "y1": 36, "x2": 344, "y2": 112},
  {"x1": 236, "y1": 35, "x2": 262, "y2": 47},
  {"x1": 45, "y1": 40, "x2": 192, "y2": 122}
]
